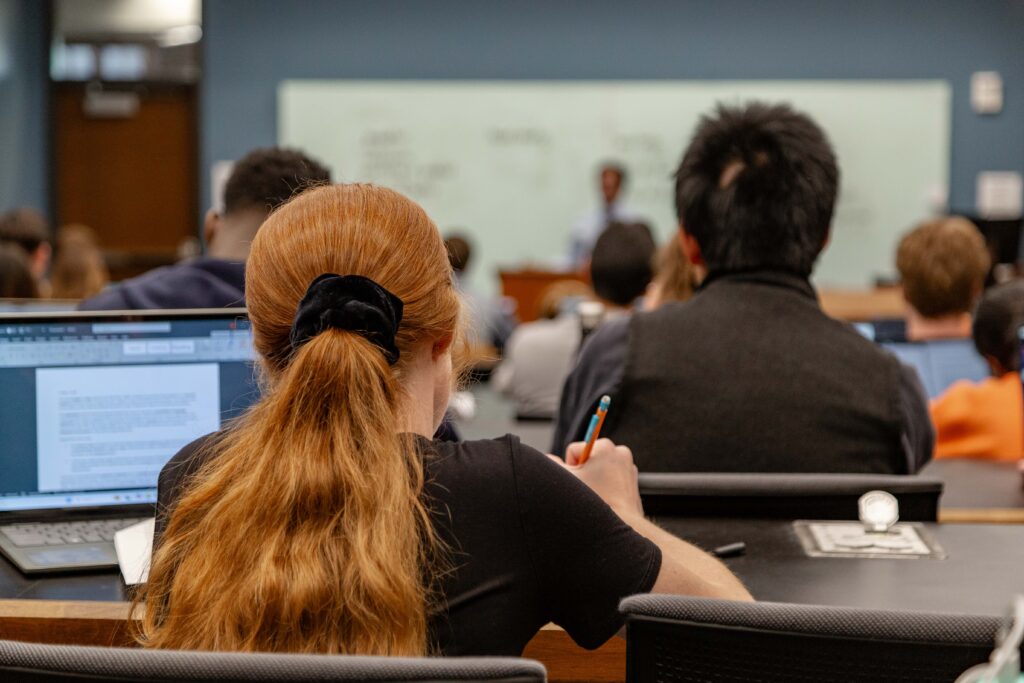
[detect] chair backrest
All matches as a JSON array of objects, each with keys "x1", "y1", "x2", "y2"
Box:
[
  {"x1": 639, "y1": 472, "x2": 942, "y2": 520},
  {"x1": 620, "y1": 595, "x2": 1009, "y2": 683},
  {"x1": 0, "y1": 639, "x2": 547, "y2": 683}
]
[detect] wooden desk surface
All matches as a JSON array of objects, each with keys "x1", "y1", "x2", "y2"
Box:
[
  {"x1": 818, "y1": 286, "x2": 905, "y2": 322},
  {"x1": 0, "y1": 599, "x2": 131, "y2": 647},
  {"x1": 498, "y1": 268, "x2": 903, "y2": 324},
  {"x1": 498, "y1": 269, "x2": 588, "y2": 323}
]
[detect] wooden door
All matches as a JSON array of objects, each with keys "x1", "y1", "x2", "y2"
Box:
[{"x1": 54, "y1": 83, "x2": 197, "y2": 279}]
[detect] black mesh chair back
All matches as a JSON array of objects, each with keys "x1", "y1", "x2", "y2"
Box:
[
  {"x1": 0, "y1": 639, "x2": 547, "y2": 683},
  {"x1": 639, "y1": 472, "x2": 942, "y2": 520},
  {"x1": 621, "y1": 595, "x2": 1011, "y2": 683}
]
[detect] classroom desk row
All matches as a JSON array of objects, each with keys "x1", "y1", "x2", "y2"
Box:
[
  {"x1": 3, "y1": 519, "x2": 1022, "y2": 614},
  {"x1": 459, "y1": 386, "x2": 1024, "y2": 523},
  {"x1": 0, "y1": 386, "x2": 1019, "y2": 681},
  {"x1": 2, "y1": 517, "x2": 1024, "y2": 682}
]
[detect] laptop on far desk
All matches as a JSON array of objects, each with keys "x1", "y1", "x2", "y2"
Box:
[{"x1": 0, "y1": 309, "x2": 259, "y2": 574}]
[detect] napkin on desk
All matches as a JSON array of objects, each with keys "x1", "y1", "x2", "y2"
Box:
[{"x1": 114, "y1": 518, "x2": 154, "y2": 586}]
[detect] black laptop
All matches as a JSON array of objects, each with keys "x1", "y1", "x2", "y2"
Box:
[{"x1": 0, "y1": 309, "x2": 259, "y2": 574}]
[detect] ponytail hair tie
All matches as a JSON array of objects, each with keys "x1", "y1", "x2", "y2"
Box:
[{"x1": 290, "y1": 274, "x2": 404, "y2": 365}]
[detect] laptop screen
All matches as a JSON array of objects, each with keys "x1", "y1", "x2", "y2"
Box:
[{"x1": 0, "y1": 311, "x2": 259, "y2": 513}]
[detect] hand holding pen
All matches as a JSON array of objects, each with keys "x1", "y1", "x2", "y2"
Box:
[{"x1": 557, "y1": 397, "x2": 645, "y2": 518}]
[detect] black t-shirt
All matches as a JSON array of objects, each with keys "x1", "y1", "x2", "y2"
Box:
[{"x1": 154, "y1": 434, "x2": 661, "y2": 656}]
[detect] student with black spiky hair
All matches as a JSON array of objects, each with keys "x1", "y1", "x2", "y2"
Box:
[{"x1": 554, "y1": 102, "x2": 933, "y2": 474}]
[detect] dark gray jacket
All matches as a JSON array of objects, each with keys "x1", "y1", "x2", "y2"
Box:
[
  {"x1": 552, "y1": 271, "x2": 933, "y2": 473},
  {"x1": 79, "y1": 258, "x2": 245, "y2": 311}
]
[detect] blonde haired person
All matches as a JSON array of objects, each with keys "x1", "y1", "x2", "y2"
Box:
[
  {"x1": 896, "y1": 216, "x2": 990, "y2": 341},
  {"x1": 50, "y1": 224, "x2": 109, "y2": 300},
  {"x1": 644, "y1": 239, "x2": 698, "y2": 310},
  {"x1": 140, "y1": 185, "x2": 748, "y2": 657},
  {"x1": 536, "y1": 279, "x2": 592, "y2": 321}
]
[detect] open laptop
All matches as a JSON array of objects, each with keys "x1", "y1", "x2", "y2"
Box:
[
  {"x1": 0, "y1": 309, "x2": 259, "y2": 574},
  {"x1": 881, "y1": 339, "x2": 989, "y2": 399}
]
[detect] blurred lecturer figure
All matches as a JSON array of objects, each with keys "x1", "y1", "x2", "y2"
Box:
[{"x1": 568, "y1": 162, "x2": 641, "y2": 268}]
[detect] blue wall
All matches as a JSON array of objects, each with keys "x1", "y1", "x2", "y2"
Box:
[
  {"x1": 203, "y1": 0, "x2": 1024, "y2": 214},
  {"x1": 0, "y1": 0, "x2": 48, "y2": 217},
  {"x1": 6, "y1": 0, "x2": 1022, "y2": 220}
]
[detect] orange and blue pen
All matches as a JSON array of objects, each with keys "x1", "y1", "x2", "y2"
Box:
[{"x1": 577, "y1": 395, "x2": 611, "y2": 466}]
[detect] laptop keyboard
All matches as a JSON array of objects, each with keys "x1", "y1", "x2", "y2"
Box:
[{"x1": 0, "y1": 518, "x2": 147, "y2": 547}]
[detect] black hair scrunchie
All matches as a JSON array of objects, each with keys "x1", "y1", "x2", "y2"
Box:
[{"x1": 289, "y1": 274, "x2": 404, "y2": 365}]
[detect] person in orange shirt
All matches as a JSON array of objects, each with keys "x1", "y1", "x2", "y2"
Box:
[{"x1": 931, "y1": 281, "x2": 1024, "y2": 461}]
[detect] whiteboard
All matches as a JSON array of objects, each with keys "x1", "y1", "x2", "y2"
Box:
[{"x1": 279, "y1": 80, "x2": 950, "y2": 294}]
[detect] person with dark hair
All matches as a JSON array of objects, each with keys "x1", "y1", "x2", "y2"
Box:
[
  {"x1": 590, "y1": 222, "x2": 656, "y2": 308},
  {"x1": 0, "y1": 207, "x2": 51, "y2": 295},
  {"x1": 0, "y1": 243, "x2": 39, "y2": 299},
  {"x1": 445, "y1": 234, "x2": 472, "y2": 274},
  {"x1": 568, "y1": 162, "x2": 641, "y2": 267},
  {"x1": 553, "y1": 102, "x2": 933, "y2": 474},
  {"x1": 79, "y1": 147, "x2": 331, "y2": 310},
  {"x1": 494, "y1": 223, "x2": 653, "y2": 421},
  {"x1": 930, "y1": 281, "x2": 1024, "y2": 461}
]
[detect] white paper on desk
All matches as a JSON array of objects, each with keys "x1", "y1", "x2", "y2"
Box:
[{"x1": 114, "y1": 518, "x2": 154, "y2": 586}]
